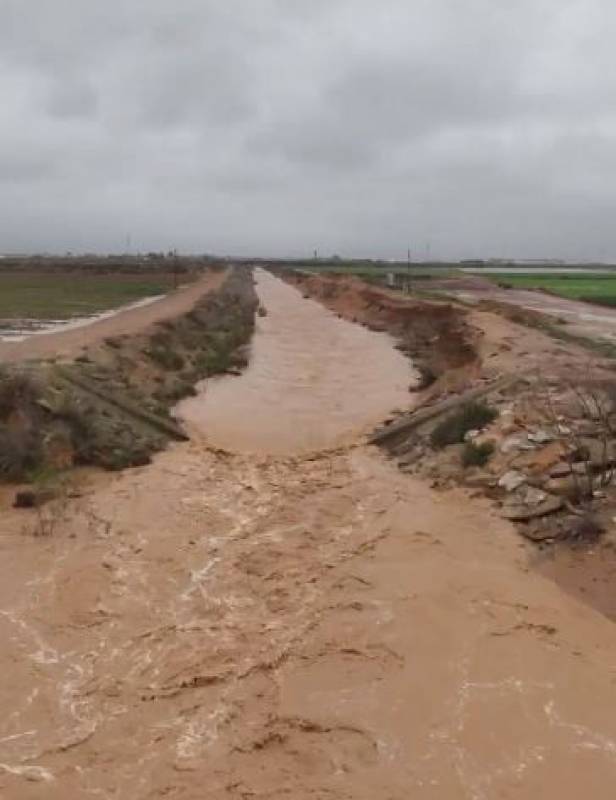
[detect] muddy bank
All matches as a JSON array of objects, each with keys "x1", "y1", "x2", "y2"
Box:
[
  {"x1": 0, "y1": 267, "x2": 257, "y2": 486},
  {"x1": 284, "y1": 270, "x2": 479, "y2": 390},
  {"x1": 178, "y1": 269, "x2": 416, "y2": 454}
]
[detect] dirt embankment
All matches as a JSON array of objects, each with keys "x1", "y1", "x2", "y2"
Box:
[
  {"x1": 284, "y1": 271, "x2": 480, "y2": 390},
  {"x1": 0, "y1": 267, "x2": 258, "y2": 488}
]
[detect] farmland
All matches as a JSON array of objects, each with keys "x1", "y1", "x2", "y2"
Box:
[
  {"x1": 0, "y1": 273, "x2": 174, "y2": 319},
  {"x1": 489, "y1": 272, "x2": 616, "y2": 307},
  {"x1": 295, "y1": 261, "x2": 458, "y2": 278}
]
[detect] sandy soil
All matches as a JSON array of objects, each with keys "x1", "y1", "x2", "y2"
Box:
[
  {"x1": 2, "y1": 273, "x2": 616, "y2": 797},
  {"x1": 0, "y1": 269, "x2": 226, "y2": 364}
]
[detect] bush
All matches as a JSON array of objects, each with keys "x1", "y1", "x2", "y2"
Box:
[
  {"x1": 195, "y1": 347, "x2": 234, "y2": 376},
  {"x1": 0, "y1": 370, "x2": 39, "y2": 420},
  {"x1": 569, "y1": 512, "x2": 604, "y2": 542},
  {"x1": 415, "y1": 364, "x2": 436, "y2": 390},
  {"x1": 146, "y1": 346, "x2": 185, "y2": 371},
  {"x1": 55, "y1": 398, "x2": 99, "y2": 462},
  {"x1": 462, "y1": 441, "x2": 494, "y2": 468},
  {"x1": 430, "y1": 402, "x2": 497, "y2": 449},
  {"x1": 0, "y1": 425, "x2": 42, "y2": 480}
]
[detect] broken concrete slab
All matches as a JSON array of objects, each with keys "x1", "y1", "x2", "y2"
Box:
[
  {"x1": 500, "y1": 433, "x2": 535, "y2": 454},
  {"x1": 549, "y1": 462, "x2": 573, "y2": 479},
  {"x1": 501, "y1": 494, "x2": 563, "y2": 521},
  {"x1": 522, "y1": 486, "x2": 548, "y2": 506},
  {"x1": 544, "y1": 475, "x2": 586, "y2": 499},
  {"x1": 498, "y1": 470, "x2": 527, "y2": 492},
  {"x1": 528, "y1": 429, "x2": 553, "y2": 444},
  {"x1": 464, "y1": 473, "x2": 497, "y2": 489}
]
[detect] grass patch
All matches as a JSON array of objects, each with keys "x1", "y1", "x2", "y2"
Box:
[
  {"x1": 0, "y1": 274, "x2": 169, "y2": 319},
  {"x1": 462, "y1": 441, "x2": 494, "y2": 467},
  {"x1": 431, "y1": 402, "x2": 497, "y2": 449}
]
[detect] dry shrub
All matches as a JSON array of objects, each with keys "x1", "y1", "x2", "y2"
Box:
[
  {"x1": 0, "y1": 369, "x2": 40, "y2": 420},
  {"x1": 431, "y1": 402, "x2": 497, "y2": 449},
  {"x1": 0, "y1": 426, "x2": 42, "y2": 480},
  {"x1": 462, "y1": 441, "x2": 494, "y2": 468}
]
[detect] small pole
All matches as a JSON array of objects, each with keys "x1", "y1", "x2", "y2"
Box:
[
  {"x1": 173, "y1": 248, "x2": 179, "y2": 290},
  {"x1": 407, "y1": 246, "x2": 411, "y2": 292}
]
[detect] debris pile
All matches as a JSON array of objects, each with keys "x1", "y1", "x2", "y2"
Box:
[{"x1": 375, "y1": 375, "x2": 616, "y2": 545}]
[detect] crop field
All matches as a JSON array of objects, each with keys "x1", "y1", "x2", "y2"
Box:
[
  {"x1": 296, "y1": 262, "x2": 458, "y2": 279},
  {"x1": 0, "y1": 273, "x2": 173, "y2": 319},
  {"x1": 490, "y1": 273, "x2": 616, "y2": 307}
]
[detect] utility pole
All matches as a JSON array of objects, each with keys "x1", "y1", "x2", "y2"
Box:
[{"x1": 172, "y1": 247, "x2": 180, "y2": 290}]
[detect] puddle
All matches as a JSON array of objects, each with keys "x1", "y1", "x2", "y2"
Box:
[{"x1": 177, "y1": 269, "x2": 417, "y2": 455}]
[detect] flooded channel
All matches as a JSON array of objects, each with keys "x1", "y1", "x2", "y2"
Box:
[{"x1": 177, "y1": 269, "x2": 417, "y2": 454}]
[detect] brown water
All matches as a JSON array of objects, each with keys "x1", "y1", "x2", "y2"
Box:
[{"x1": 177, "y1": 269, "x2": 417, "y2": 454}]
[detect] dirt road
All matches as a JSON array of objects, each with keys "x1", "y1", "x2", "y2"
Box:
[
  {"x1": 2, "y1": 273, "x2": 616, "y2": 798},
  {"x1": 429, "y1": 273, "x2": 616, "y2": 344},
  {"x1": 0, "y1": 269, "x2": 226, "y2": 364}
]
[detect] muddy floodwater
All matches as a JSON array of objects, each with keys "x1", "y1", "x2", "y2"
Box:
[
  {"x1": 4, "y1": 268, "x2": 616, "y2": 797},
  {"x1": 177, "y1": 269, "x2": 417, "y2": 454}
]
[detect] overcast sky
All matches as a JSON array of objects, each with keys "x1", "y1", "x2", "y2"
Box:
[{"x1": 1, "y1": 0, "x2": 615, "y2": 260}]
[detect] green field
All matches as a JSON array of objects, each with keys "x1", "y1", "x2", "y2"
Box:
[
  {"x1": 490, "y1": 273, "x2": 616, "y2": 307},
  {"x1": 297, "y1": 263, "x2": 457, "y2": 278},
  {"x1": 0, "y1": 274, "x2": 172, "y2": 319}
]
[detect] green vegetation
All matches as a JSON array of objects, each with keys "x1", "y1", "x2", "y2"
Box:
[
  {"x1": 301, "y1": 264, "x2": 457, "y2": 279},
  {"x1": 461, "y1": 441, "x2": 494, "y2": 468},
  {"x1": 146, "y1": 344, "x2": 186, "y2": 371},
  {"x1": 0, "y1": 274, "x2": 170, "y2": 319},
  {"x1": 430, "y1": 402, "x2": 498, "y2": 449},
  {"x1": 490, "y1": 273, "x2": 616, "y2": 307}
]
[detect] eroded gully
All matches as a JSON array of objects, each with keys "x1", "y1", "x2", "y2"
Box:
[{"x1": 1, "y1": 271, "x2": 616, "y2": 798}]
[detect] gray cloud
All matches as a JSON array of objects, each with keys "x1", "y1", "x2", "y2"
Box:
[
  {"x1": 47, "y1": 80, "x2": 98, "y2": 120},
  {"x1": 1, "y1": 0, "x2": 616, "y2": 258}
]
